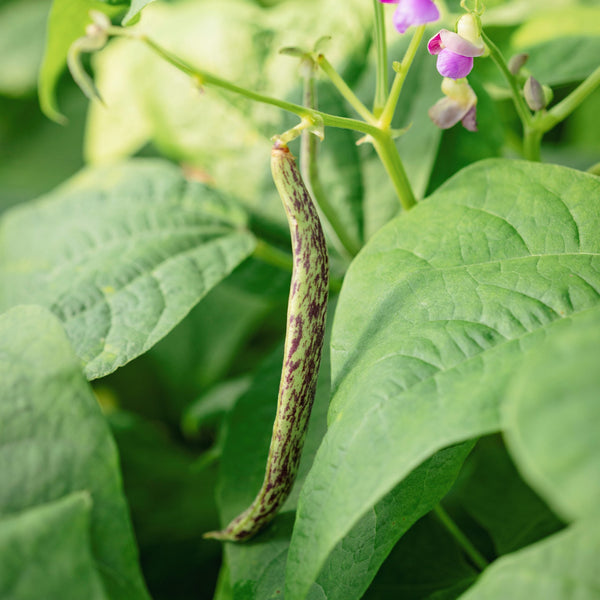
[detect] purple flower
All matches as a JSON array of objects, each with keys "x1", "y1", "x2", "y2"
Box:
[
  {"x1": 429, "y1": 77, "x2": 477, "y2": 131},
  {"x1": 378, "y1": 0, "x2": 440, "y2": 34},
  {"x1": 427, "y1": 14, "x2": 485, "y2": 79}
]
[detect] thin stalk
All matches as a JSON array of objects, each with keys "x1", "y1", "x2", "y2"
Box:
[
  {"x1": 482, "y1": 31, "x2": 532, "y2": 128},
  {"x1": 523, "y1": 126, "x2": 542, "y2": 162},
  {"x1": 317, "y1": 55, "x2": 377, "y2": 124},
  {"x1": 372, "y1": 133, "x2": 416, "y2": 210},
  {"x1": 372, "y1": 0, "x2": 389, "y2": 116},
  {"x1": 434, "y1": 505, "x2": 489, "y2": 572},
  {"x1": 301, "y1": 64, "x2": 361, "y2": 258},
  {"x1": 379, "y1": 25, "x2": 425, "y2": 130},
  {"x1": 538, "y1": 65, "x2": 600, "y2": 132},
  {"x1": 134, "y1": 34, "x2": 381, "y2": 139}
]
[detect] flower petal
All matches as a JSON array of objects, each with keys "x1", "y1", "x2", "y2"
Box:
[
  {"x1": 393, "y1": 0, "x2": 440, "y2": 34},
  {"x1": 439, "y1": 30, "x2": 485, "y2": 57},
  {"x1": 436, "y1": 49, "x2": 473, "y2": 79},
  {"x1": 461, "y1": 104, "x2": 477, "y2": 131},
  {"x1": 427, "y1": 32, "x2": 444, "y2": 55},
  {"x1": 378, "y1": 0, "x2": 399, "y2": 3},
  {"x1": 428, "y1": 96, "x2": 468, "y2": 129}
]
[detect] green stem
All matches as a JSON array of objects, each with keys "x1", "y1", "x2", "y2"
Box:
[
  {"x1": 125, "y1": 33, "x2": 382, "y2": 139},
  {"x1": 372, "y1": 133, "x2": 416, "y2": 210},
  {"x1": 523, "y1": 126, "x2": 542, "y2": 162},
  {"x1": 301, "y1": 66, "x2": 360, "y2": 258},
  {"x1": 538, "y1": 65, "x2": 600, "y2": 133},
  {"x1": 379, "y1": 25, "x2": 425, "y2": 130},
  {"x1": 373, "y1": 0, "x2": 389, "y2": 117},
  {"x1": 482, "y1": 31, "x2": 532, "y2": 129},
  {"x1": 317, "y1": 55, "x2": 377, "y2": 124},
  {"x1": 434, "y1": 505, "x2": 489, "y2": 572}
]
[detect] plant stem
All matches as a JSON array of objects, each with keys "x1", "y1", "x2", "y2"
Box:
[
  {"x1": 482, "y1": 31, "x2": 532, "y2": 129},
  {"x1": 434, "y1": 505, "x2": 489, "y2": 572},
  {"x1": 538, "y1": 65, "x2": 600, "y2": 132},
  {"x1": 317, "y1": 55, "x2": 377, "y2": 124},
  {"x1": 127, "y1": 33, "x2": 383, "y2": 139},
  {"x1": 372, "y1": 133, "x2": 416, "y2": 210},
  {"x1": 379, "y1": 25, "x2": 425, "y2": 130},
  {"x1": 372, "y1": 0, "x2": 389, "y2": 117},
  {"x1": 301, "y1": 65, "x2": 360, "y2": 258},
  {"x1": 523, "y1": 126, "x2": 542, "y2": 162}
]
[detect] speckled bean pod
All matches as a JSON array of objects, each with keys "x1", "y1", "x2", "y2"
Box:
[{"x1": 205, "y1": 142, "x2": 329, "y2": 541}]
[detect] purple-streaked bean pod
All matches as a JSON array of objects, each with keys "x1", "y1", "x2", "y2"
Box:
[{"x1": 205, "y1": 141, "x2": 329, "y2": 541}]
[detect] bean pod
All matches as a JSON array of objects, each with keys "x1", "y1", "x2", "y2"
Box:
[{"x1": 205, "y1": 142, "x2": 329, "y2": 541}]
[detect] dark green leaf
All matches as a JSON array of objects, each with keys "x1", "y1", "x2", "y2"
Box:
[
  {"x1": 286, "y1": 160, "x2": 600, "y2": 600},
  {"x1": 0, "y1": 305, "x2": 150, "y2": 599},
  {"x1": 447, "y1": 436, "x2": 564, "y2": 556},
  {"x1": 0, "y1": 159, "x2": 256, "y2": 379},
  {"x1": 503, "y1": 304, "x2": 600, "y2": 522}
]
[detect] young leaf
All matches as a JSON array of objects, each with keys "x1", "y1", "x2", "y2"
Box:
[
  {"x1": 0, "y1": 305, "x2": 150, "y2": 600},
  {"x1": 503, "y1": 304, "x2": 600, "y2": 522},
  {"x1": 0, "y1": 493, "x2": 108, "y2": 600},
  {"x1": 458, "y1": 518, "x2": 600, "y2": 600},
  {"x1": 285, "y1": 160, "x2": 600, "y2": 600},
  {"x1": 39, "y1": 0, "x2": 124, "y2": 122},
  {"x1": 0, "y1": 159, "x2": 256, "y2": 380}
]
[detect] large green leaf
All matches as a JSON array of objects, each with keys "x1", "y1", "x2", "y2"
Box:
[
  {"x1": 215, "y1": 304, "x2": 472, "y2": 600},
  {"x1": 502, "y1": 304, "x2": 600, "y2": 522},
  {"x1": 285, "y1": 160, "x2": 600, "y2": 600},
  {"x1": 458, "y1": 518, "x2": 600, "y2": 600},
  {"x1": 85, "y1": 0, "x2": 372, "y2": 228},
  {"x1": 0, "y1": 305, "x2": 150, "y2": 599},
  {"x1": 0, "y1": 493, "x2": 108, "y2": 600},
  {"x1": 0, "y1": 159, "x2": 256, "y2": 379}
]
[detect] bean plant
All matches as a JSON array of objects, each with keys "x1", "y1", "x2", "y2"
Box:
[{"x1": 0, "y1": 0, "x2": 599, "y2": 598}]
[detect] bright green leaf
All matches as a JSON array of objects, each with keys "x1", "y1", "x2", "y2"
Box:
[
  {"x1": 286, "y1": 160, "x2": 600, "y2": 600},
  {"x1": 0, "y1": 305, "x2": 150, "y2": 600},
  {"x1": 0, "y1": 159, "x2": 256, "y2": 379},
  {"x1": 503, "y1": 304, "x2": 600, "y2": 522},
  {"x1": 38, "y1": 0, "x2": 124, "y2": 122},
  {"x1": 216, "y1": 304, "x2": 472, "y2": 600},
  {"x1": 458, "y1": 518, "x2": 600, "y2": 600},
  {"x1": 0, "y1": 493, "x2": 108, "y2": 600}
]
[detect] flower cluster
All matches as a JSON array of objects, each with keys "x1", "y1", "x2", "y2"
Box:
[
  {"x1": 378, "y1": 0, "x2": 439, "y2": 34},
  {"x1": 427, "y1": 14, "x2": 485, "y2": 131}
]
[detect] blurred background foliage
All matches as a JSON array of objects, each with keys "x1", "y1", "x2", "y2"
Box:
[{"x1": 0, "y1": 0, "x2": 597, "y2": 598}]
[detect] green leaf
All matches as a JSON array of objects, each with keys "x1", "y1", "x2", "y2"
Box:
[
  {"x1": 447, "y1": 437, "x2": 563, "y2": 556},
  {"x1": 502, "y1": 304, "x2": 600, "y2": 522},
  {"x1": 0, "y1": 305, "x2": 150, "y2": 600},
  {"x1": 121, "y1": 0, "x2": 156, "y2": 25},
  {"x1": 39, "y1": 0, "x2": 124, "y2": 122},
  {"x1": 0, "y1": 493, "x2": 108, "y2": 600},
  {"x1": 0, "y1": 159, "x2": 256, "y2": 380},
  {"x1": 285, "y1": 160, "x2": 600, "y2": 600},
  {"x1": 520, "y1": 36, "x2": 600, "y2": 87},
  {"x1": 458, "y1": 518, "x2": 600, "y2": 600},
  {"x1": 0, "y1": 0, "x2": 49, "y2": 97},
  {"x1": 215, "y1": 304, "x2": 472, "y2": 600}
]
